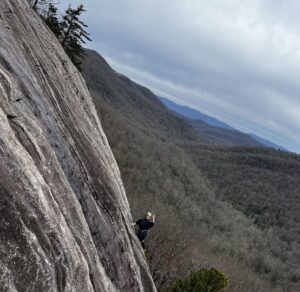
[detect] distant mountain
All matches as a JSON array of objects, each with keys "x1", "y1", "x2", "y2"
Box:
[
  {"x1": 188, "y1": 119, "x2": 263, "y2": 147},
  {"x1": 159, "y1": 96, "x2": 263, "y2": 147},
  {"x1": 159, "y1": 96, "x2": 288, "y2": 151},
  {"x1": 159, "y1": 96, "x2": 235, "y2": 130},
  {"x1": 249, "y1": 134, "x2": 288, "y2": 151}
]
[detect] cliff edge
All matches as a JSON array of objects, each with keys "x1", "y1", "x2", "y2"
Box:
[{"x1": 0, "y1": 0, "x2": 155, "y2": 291}]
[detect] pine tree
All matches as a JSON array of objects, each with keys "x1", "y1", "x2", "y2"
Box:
[
  {"x1": 28, "y1": 1, "x2": 91, "y2": 71},
  {"x1": 43, "y1": 4, "x2": 61, "y2": 38},
  {"x1": 59, "y1": 5, "x2": 91, "y2": 71}
]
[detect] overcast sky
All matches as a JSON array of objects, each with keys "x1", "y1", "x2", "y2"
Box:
[{"x1": 60, "y1": 0, "x2": 300, "y2": 152}]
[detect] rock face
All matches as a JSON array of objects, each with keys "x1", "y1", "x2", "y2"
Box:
[{"x1": 0, "y1": 1, "x2": 156, "y2": 291}]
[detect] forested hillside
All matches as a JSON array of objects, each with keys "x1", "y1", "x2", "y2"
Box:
[{"x1": 82, "y1": 49, "x2": 300, "y2": 292}]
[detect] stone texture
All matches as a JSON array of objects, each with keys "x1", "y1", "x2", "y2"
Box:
[{"x1": 0, "y1": 1, "x2": 156, "y2": 291}]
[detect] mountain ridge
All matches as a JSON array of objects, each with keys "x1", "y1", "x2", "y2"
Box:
[
  {"x1": 159, "y1": 96, "x2": 288, "y2": 151},
  {"x1": 159, "y1": 96, "x2": 236, "y2": 130}
]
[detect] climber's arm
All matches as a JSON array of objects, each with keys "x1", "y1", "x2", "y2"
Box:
[{"x1": 151, "y1": 214, "x2": 155, "y2": 223}]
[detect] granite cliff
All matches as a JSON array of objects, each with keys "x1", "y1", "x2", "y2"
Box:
[{"x1": 0, "y1": 0, "x2": 156, "y2": 291}]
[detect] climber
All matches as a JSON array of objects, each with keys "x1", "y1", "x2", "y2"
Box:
[{"x1": 132, "y1": 211, "x2": 155, "y2": 249}]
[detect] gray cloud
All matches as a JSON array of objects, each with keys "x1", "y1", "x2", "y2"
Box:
[{"x1": 60, "y1": 0, "x2": 300, "y2": 152}]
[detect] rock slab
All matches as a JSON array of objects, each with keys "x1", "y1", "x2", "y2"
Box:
[{"x1": 0, "y1": 1, "x2": 156, "y2": 291}]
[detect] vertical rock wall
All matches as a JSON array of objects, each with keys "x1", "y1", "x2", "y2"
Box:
[{"x1": 0, "y1": 0, "x2": 156, "y2": 291}]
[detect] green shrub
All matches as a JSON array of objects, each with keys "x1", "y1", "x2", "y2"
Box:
[{"x1": 170, "y1": 268, "x2": 229, "y2": 292}]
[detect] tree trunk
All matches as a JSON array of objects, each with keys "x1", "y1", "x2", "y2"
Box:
[
  {"x1": 32, "y1": 0, "x2": 39, "y2": 10},
  {"x1": 61, "y1": 15, "x2": 75, "y2": 48}
]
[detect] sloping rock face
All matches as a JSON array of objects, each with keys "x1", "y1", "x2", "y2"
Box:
[{"x1": 0, "y1": 1, "x2": 156, "y2": 291}]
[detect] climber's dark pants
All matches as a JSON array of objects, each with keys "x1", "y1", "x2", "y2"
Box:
[{"x1": 136, "y1": 229, "x2": 148, "y2": 249}]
